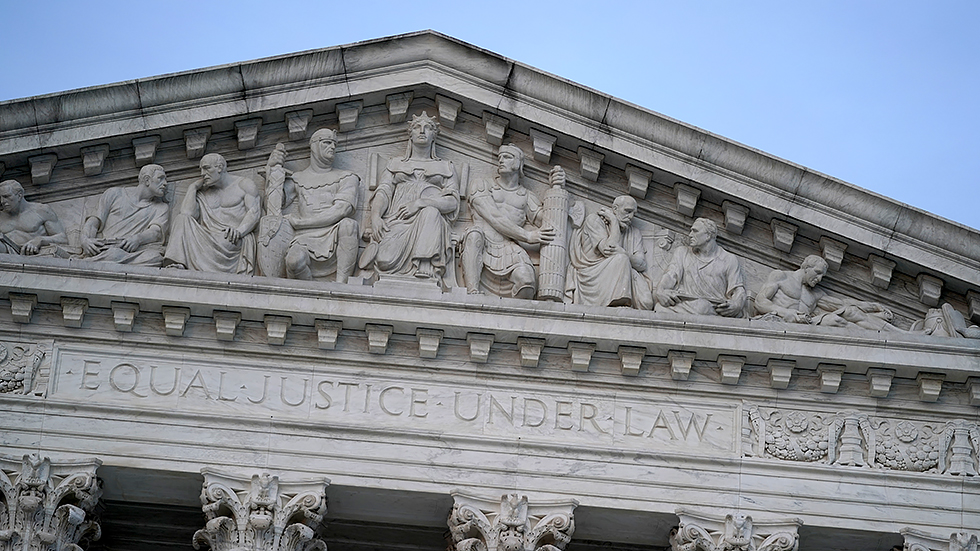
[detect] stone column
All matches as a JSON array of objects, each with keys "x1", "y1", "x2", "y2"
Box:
[
  {"x1": 192, "y1": 469, "x2": 329, "y2": 551},
  {"x1": 448, "y1": 491, "x2": 578, "y2": 551},
  {"x1": 0, "y1": 454, "x2": 102, "y2": 551},
  {"x1": 901, "y1": 528, "x2": 979, "y2": 551},
  {"x1": 671, "y1": 509, "x2": 802, "y2": 551}
]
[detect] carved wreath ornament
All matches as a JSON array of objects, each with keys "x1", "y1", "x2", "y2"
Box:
[
  {"x1": 193, "y1": 469, "x2": 329, "y2": 551},
  {"x1": 0, "y1": 342, "x2": 45, "y2": 395},
  {"x1": 449, "y1": 491, "x2": 578, "y2": 551},
  {"x1": 0, "y1": 455, "x2": 102, "y2": 551},
  {"x1": 744, "y1": 405, "x2": 980, "y2": 475}
]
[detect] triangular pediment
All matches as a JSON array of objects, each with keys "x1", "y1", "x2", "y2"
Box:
[{"x1": 4, "y1": 30, "x2": 980, "y2": 551}]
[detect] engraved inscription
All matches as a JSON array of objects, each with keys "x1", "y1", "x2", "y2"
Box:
[{"x1": 53, "y1": 349, "x2": 735, "y2": 455}]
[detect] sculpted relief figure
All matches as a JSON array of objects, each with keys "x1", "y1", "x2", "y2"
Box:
[
  {"x1": 365, "y1": 112, "x2": 460, "y2": 284},
  {"x1": 0, "y1": 180, "x2": 68, "y2": 256},
  {"x1": 568, "y1": 195, "x2": 653, "y2": 309},
  {"x1": 164, "y1": 153, "x2": 261, "y2": 274},
  {"x1": 755, "y1": 255, "x2": 900, "y2": 330},
  {"x1": 656, "y1": 218, "x2": 745, "y2": 317},
  {"x1": 262, "y1": 129, "x2": 360, "y2": 281},
  {"x1": 80, "y1": 164, "x2": 169, "y2": 266},
  {"x1": 460, "y1": 144, "x2": 555, "y2": 299}
]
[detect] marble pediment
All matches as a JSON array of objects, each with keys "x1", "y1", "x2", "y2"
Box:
[
  {"x1": 0, "y1": 30, "x2": 979, "y2": 388},
  {"x1": 6, "y1": 31, "x2": 980, "y2": 546}
]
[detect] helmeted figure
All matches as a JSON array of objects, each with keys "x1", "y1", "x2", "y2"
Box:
[
  {"x1": 460, "y1": 144, "x2": 555, "y2": 299},
  {"x1": 262, "y1": 129, "x2": 360, "y2": 281}
]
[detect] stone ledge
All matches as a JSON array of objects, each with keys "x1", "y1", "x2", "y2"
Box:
[{"x1": 0, "y1": 256, "x2": 978, "y2": 387}]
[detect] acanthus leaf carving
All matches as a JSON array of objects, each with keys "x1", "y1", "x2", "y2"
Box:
[
  {"x1": 744, "y1": 404, "x2": 980, "y2": 476},
  {"x1": 671, "y1": 509, "x2": 801, "y2": 551},
  {"x1": 193, "y1": 469, "x2": 329, "y2": 551},
  {"x1": 0, "y1": 454, "x2": 102, "y2": 551},
  {"x1": 449, "y1": 491, "x2": 577, "y2": 551},
  {"x1": 901, "y1": 528, "x2": 980, "y2": 551},
  {"x1": 0, "y1": 341, "x2": 47, "y2": 396}
]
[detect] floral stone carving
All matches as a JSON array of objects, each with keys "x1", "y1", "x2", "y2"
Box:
[
  {"x1": 746, "y1": 404, "x2": 980, "y2": 476},
  {"x1": 671, "y1": 509, "x2": 802, "y2": 551},
  {"x1": 0, "y1": 454, "x2": 102, "y2": 551},
  {"x1": 901, "y1": 528, "x2": 979, "y2": 551},
  {"x1": 745, "y1": 406, "x2": 831, "y2": 462},
  {"x1": 449, "y1": 491, "x2": 578, "y2": 551},
  {"x1": 193, "y1": 469, "x2": 329, "y2": 551},
  {"x1": 0, "y1": 342, "x2": 46, "y2": 395}
]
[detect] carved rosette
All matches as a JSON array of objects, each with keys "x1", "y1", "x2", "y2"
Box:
[
  {"x1": 745, "y1": 406, "x2": 831, "y2": 462},
  {"x1": 874, "y1": 419, "x2": 943, "y2": 472},
  {"x1": 744, "y1": 405, "x2": 980, "y2": 476},
  {"x1": 193, "y1": 469, "x2": 329, "y2": 551},
  {"x1": 0, "y1": 342, "x2": 46, "y2": 395},
  {"x1": 671, "y1": 509, "x2": 802, "y2": 551},
  {"x1": 0, "y1": 454, "x2": 102, "y2": 551},
  {"x1": 448, "y1": 491, "x2": 578, "y2": 551},
  {"x1": 901, "y1": 528, "x2": 979, "y2": 551}
]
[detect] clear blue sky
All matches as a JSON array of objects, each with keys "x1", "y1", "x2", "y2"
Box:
[{"x1": 2, "y1": 1, "x2": 978, "y2": 231}]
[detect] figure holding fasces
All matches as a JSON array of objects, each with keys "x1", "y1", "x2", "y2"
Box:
[
  {"x1": 164, "y1": 153, "x2": 260, "y2": 274},
  {"x1": 460, "y1": 144, "x2": 555, "y2": 299},
  {"x1": 567, "y1": 195, "x2": 653, "y2": 308},
  {"x1": 80, "y1": 164, "x2": 169, "y2": 266},
  {"x1": 655, "y1": 217, "x2": 745, "y2": 317},
  {"x1": 0, "y1": 179, "x2": 68, "y2": 256},
  {"x1": 755, "y1": 254, "x2": 900, "y2": 330},
  {"x1": 260, "y1": 129, "x2": 360, "y2": 281},
  {"x1": 364, "y1": 112, "x2": 460, "y2": 285}
]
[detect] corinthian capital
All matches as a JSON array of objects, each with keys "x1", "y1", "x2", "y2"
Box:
[
  {"x1": 901, "y1": 528, "x2": 979, "y2": 551},
  {"x1": 0, "y1": 454, "x2": 102, "y2": 551},
  {"x1": 193, "y1": 469, "x2": 330, "y2": 551},
  {"x1": 671, "y1": 509, "x2": 802, "y2": 551},
  {"x1": 448, "y1": 490, "x2": 578, "y2": 551}
]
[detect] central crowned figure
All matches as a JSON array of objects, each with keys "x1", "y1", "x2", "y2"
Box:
[{"x1": 366, "y1": 112, "x2": 460, "y2": 285}]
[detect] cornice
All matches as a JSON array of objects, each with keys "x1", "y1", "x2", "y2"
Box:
[{"x1": 2, "y1": 255, "x2": 979, "y2": 389}]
